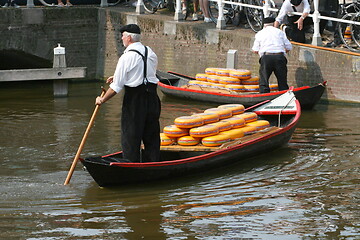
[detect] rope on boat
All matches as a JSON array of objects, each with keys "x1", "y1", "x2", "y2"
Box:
[{"x1": 278, "y1": 95, "x2": 296, "y2": 128}]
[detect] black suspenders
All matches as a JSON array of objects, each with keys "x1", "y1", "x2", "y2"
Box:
[{"x1": 129, "y1": 46, "x2": 148, "y2": 85}]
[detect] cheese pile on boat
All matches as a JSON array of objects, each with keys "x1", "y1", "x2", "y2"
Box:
[
  {"x1": 161, "y1": 104, "x2": 271, "y2": 147},
  {"x1": 184, "y1": 67, "x2": 278, "y2": 93}
]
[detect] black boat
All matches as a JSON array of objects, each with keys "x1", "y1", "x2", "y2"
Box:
[
  {"x1": 81, "y1": 90, "x2": 301, "y2": 187},
  {"x1": 157, "y1": 71, "x2": 326, "y2": 110}
]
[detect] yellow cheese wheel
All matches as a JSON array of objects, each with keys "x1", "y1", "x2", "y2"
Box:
[
  {"x1": 229, "y1": 69, "x2": 251, "y2": 79},
  {"x1": 224, "y1": 84, "x2": 245, "y2": 92},
  {"x1": 246, "y1": 120, "x2": 271, "y2": 131},
  {"x1": 197, "y1": 82, "x2": 212, "y2": 88},
  {"x1": 209, "y1": 120, "x2": 233, "y2": 132},
  {"x1": 192, "y1": 112, "x2": 220, "y2": 124},
  {"x1": 218, "y1": 76, "x2": 241, "y2": 85},
  {"x1": 177, "y1": 135, "x2": 201, "y2": 146},
  {"x1": 241, "y1": 125, "x2": 258, "y2": 135},
  {"x1": 242, "y1": 76, "x2": 259, "y2": 85},
  {"x1": 220, "y1": 128, "x2": 245, "y2": 139},
  {"x1": 204, "y1": 108, "x2": 233, "y2": 119},
  {"x1": 190, "y1": 124, "x2": 219, "y2": 138},
  {"x1": 160, "y1": 133, "x2": 176, "y2": 146},
  {"x1": 174, "y1": 116, "x2": 204, "y2": 128},
  {"x1": 207, "y1": 75, "x2": 222, "y2": 83},
  {"x1": 202, "y1": 134, "x2": 230, "y2": 147},
  {"x1": 234, "y1": 112, "x2": 258, "y2": 123},
  {"x1": 218, "y1": 104, "x2": 245, "y2": 115},
  {"x1": 211, "y1": 83, "x2": 226, "y2": 89},
  {"x1": 188, "y1": 80, "x2": 204, "y2": 86},
  {"x1": 195, "y1": 73, "x2": 209, "y2": 81},
  {"x1": 215, "y1": 68, "x2": 230, "y2": 77},
  {"x1": 163, "y1": 125, "x2": 189, "y2": 138},
  {"x1": 205, "y1": 67, "x2": 218, "y2": 75},
  {"x1": 224, "y1": 116, "x2": 246, "y2": 129},
  {"x1": 243, "y1": 85, "x2": 260, "y2": 92},
  {"x1": 270, "y1": 84, "x2": 279, "y2": 91}
]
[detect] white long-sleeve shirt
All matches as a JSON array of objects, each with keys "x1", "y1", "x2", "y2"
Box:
[
  {"x1": 252, "y1": 26, "x2": 293, "y2": 57},
  {"x1": 275, "y1": 0, "x2": 311, "y2": 24},
  {"x1": 110, "y1": 42, "x2": 159, "y2": 93}
]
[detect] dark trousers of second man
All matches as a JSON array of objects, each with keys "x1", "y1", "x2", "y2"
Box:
[
  {"x1": 259, "y1": 54, "x2": 289, "y2": 93},
  {"x1": 121, "y1": 83, "x2": 161, "y2": 163}
]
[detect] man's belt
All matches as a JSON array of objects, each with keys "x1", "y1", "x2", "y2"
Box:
[{"x1": 264, "y1": 52, "x2": 284, "y2": 55}]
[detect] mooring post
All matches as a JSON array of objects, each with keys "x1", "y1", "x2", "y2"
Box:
[
  {"x1": 226, "y1": 49, "x2": 238, "y2": 69},
  {"x1": 53, "y1": 44, "x2": 68, "y2": 97}
]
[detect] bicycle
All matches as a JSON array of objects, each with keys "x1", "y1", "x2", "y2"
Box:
[
  {"x1": 208, "y1": 0, "x2": 276, "y2": 32},
  {"x1": 142, "y1": 0, "x2": 176, "y2": 13},
  {"x1": 336, "y1": 0, "x2": 360, "y2": 52}
]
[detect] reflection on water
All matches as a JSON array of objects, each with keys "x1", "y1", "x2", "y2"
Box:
[{"x1": 0, "y1": 81, "x2": 359, "y2": 239}]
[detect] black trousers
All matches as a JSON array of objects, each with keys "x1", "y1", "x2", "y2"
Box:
[
  {"x1": 285, "y1": 15, "x2": 313, "y2": 43},
  {"x1": 121, "y1": 83, "x2": 161, "y2": 162},
  {"x1": 259, "y1": 54, "x2": 289, "y2": 93}
]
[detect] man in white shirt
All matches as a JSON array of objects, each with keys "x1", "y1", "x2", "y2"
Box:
[
  {"x1": 274, "y1": 0, "x2": 311, "y2": 43},
  {"x1": 95, "y1": 24, "x2": 161, "y2": 163},
  {"x1": 252, "y1": 17, "x2": 292, "y2": 93}
]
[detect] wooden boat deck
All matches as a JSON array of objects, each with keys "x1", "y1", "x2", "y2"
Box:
[{"x1": 160, "y1": 126, "x2": 281, "y2": 152}]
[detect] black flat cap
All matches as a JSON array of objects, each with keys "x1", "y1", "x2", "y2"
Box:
[
  {"x1": 120, "y1": 24, "x2": 141, "y2": 34},
  {"x1": 263, "y1": 17, "x2": 275, "y2": 24}
]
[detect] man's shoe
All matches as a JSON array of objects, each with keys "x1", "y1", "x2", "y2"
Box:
[
  {"x1": 10, "y1": 2, "x2": 20, "y2": 8},
  {"x1": 192, "y1": 13, "x2": 198, "y2": 21},
  {"x1": 2, "y1": 3, "x2": 9, "y2": 7},
  {"x1": 204, "y1": 17, "x2": 212, "y2": 23}
]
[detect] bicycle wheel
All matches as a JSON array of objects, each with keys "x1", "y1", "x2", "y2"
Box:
[
  {"x1": 143, "y1": 0, "x2": 158, "y2": 14},
  {"x1": 350, "y1": 13, "x2": 360, "y2": 49},
  {"x1": 338, "y1": 13, "x2": 359, "y2": 51},
  {"x1": 208, "y1": 0, "x2": 232, "y2": 24},
  {"x1": 245, "y1": 0, "x2": 264, "y2": 32}
]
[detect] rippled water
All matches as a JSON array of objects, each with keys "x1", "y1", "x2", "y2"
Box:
[{"x1": 0, "y1": 81, "x2": 359, "y2": 239}]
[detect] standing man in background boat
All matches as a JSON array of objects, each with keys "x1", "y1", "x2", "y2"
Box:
[
  {"x1": 95, "y1": 24, "x2": 161, "y2": 163},
  {"x1": 252, "y1": 17, "x2": 292, "y2": 93}
]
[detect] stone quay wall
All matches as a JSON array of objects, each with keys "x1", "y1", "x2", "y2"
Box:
[
  {"x1": 0, "y1": 6, "x2": 359, "y2": 103},
  {"x1": 98, "y1": 8, "x2": 360, "y2": 104}
]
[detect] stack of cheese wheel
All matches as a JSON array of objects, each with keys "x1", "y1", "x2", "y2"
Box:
[
  {"x1": 270, "y1": 84, "x2": 279, "y2": 91},
  {"x1": 161, "y1": 103, "x2": 271, "y2": 147},
  {"x1": 187, "y1": 67, "x2": 282, "y2": 94}
]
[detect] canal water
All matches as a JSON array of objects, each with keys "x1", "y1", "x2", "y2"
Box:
[{"x1": 0, "y1": 81, "x2": 359, "y2": 239}]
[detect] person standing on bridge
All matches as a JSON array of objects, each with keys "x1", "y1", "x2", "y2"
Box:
[
  {"x1": 95, "y1": 24, "x2": 161, "y2": 163},
  {"x1": 252, "y1": 17, "x2": 292, "y2": 93},
  {"x1": 274, "y1": 0, "x2": 311, "y2": 43}
]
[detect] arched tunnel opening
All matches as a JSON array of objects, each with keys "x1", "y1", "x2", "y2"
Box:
[{"x1": 0, "y1": 50, "x2": 52, "y2": 70}]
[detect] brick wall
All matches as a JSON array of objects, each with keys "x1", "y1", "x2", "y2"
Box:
[
  {"x1": 0, "y1": 7, "x2": 359, "y2": 103},
  {"x1": 0, "y1": 7, "x2": 99, "y2": 77},
  {"x1": 100, "y1": 9, "x2": 360, "y2": 103}
]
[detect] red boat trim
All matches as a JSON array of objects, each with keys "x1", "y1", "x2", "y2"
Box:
[
  {"x1": 158, "y1": 81, "x2": 310, "y2": 99},
  {"x1": 109, "y1": 100, "x2": 301, "y2": 168}
]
